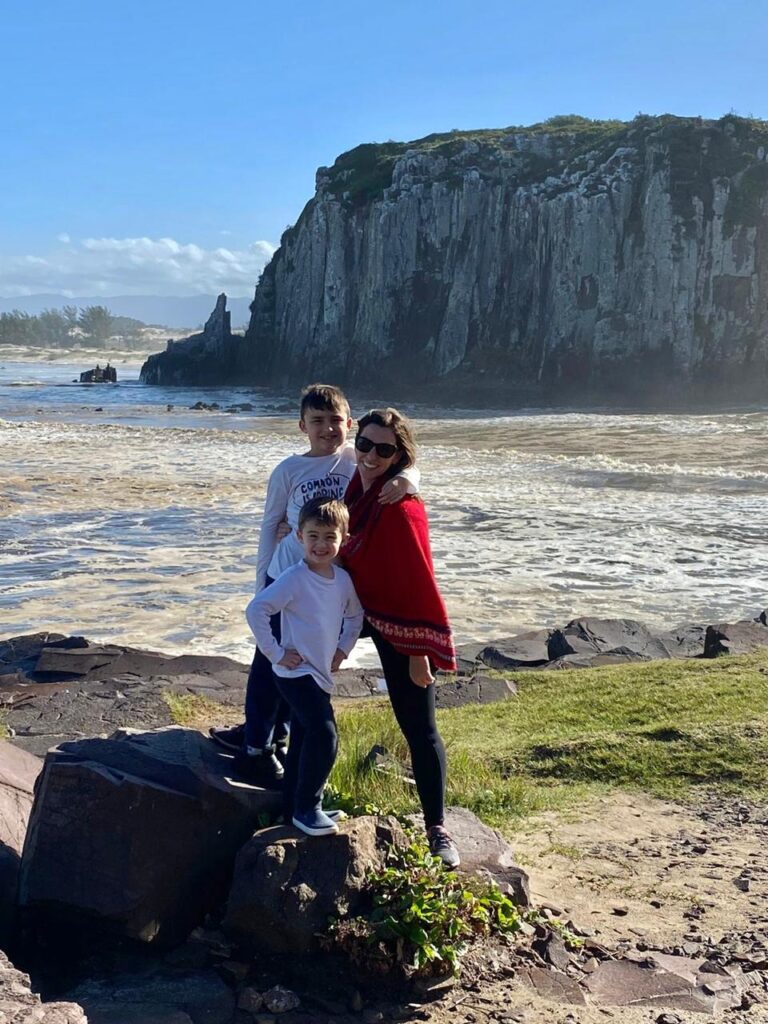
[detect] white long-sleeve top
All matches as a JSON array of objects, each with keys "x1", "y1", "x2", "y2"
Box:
[
  {"x1": 245, "y1": 561, "x2": 364, "y2": 694},
  {"x1": 255, "y1": 446, "x2": 420, "y2": 590}
]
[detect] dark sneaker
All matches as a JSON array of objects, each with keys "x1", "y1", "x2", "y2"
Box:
[
  {"x1": 209, "y1": 723, "x2": 245, "y2": 753},
  {"x1": 292, "y1": 807, "x2": 340, "y2": 837},
  {"x1": 233, "y1": 748, "x2": 284, "y2": 790},
  {"x1": 427, "y1": 826, "x2": 461, "y2": 869}
]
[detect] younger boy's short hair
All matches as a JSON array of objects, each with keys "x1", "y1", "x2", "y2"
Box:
[
  {"x1": 298, "y1": 496, "x2": 350, "y2": 533},
  {"x1": 299, "y1": 383, "x2": 350, "y2": 419}
]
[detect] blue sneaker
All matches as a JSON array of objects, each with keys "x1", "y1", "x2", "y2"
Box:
[{"x1": 292, "y1": 807, "x2": 340, "y2": 837}]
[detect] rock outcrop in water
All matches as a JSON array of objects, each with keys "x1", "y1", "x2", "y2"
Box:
[
  {"x1": 140, "y1": 293, "x2": 240, "y2": 385},
  {"x1": 140, "y1": 115, "x2": 768, "y2": 400}
]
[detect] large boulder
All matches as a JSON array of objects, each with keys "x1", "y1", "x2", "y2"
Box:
[
  {"x1": 548, "y1": 618, "x2": 673, "y2": 663},
  {"x1": 224, "y1": 815, "x2": 408, "y2": 953},
  {"x1": 18, "y1": 727, "x2": 280, "y2": 948},
  {"x1": 411, "y1": 807, "x2": 530, "y2": 907},
  {"x1": 0, "y1": 949, "x2": 87, "y2": 1023},
  {"x1": 704, "y1": 617, "x2": 768, "y2": 657},
  {"x1": 477, "y1": 630, "x2": 552, "y2": 670},
  {"x1": 0, "y1": 742, "x2": 43, "y2": 941},
  {"x1": 434, "y1": 673, "x2": 517, "y2": 709}
]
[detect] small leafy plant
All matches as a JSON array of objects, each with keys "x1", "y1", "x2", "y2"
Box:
[{"x1": 329, "y1": 837, "x2": 523, "y2": 976}]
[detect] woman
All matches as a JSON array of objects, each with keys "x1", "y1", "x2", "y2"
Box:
[{"x1": 342, "y1": 408, "x2": 460, "y2": 868}]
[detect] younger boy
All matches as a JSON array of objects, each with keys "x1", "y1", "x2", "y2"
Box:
[
  {"x1": 211, "y1": 383, "x2": 418, "y2": 786},
  {"x1": 245, "y1": 496, "x2": 363, "y2": 836}
]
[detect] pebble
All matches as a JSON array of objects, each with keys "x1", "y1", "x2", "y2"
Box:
[
  {"x1": 611, "y1": 905, "x2": 629, "y2": 916},
  {"x1": 263, "y1": 986, "x2": 300, "y2": 1014},
  {"x1": 238, "y1": 987, "x2": 264, "y2": 1014}
]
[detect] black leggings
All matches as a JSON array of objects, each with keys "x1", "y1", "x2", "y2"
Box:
[{"x1": 369, "y1": 625, "x2": 447, "y2": 829}]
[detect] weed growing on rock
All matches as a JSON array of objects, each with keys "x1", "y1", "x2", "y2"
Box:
[{"x1": 328, "y1": 836, "x2": 523, "y2": 976}]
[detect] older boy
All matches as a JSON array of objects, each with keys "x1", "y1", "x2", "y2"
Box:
[
  {"x1": 245, "y1": 496, "x2": 363, "y2": 836},
  {"x1": 211, "y1": 383, "x2": 418, "y2": 787}
]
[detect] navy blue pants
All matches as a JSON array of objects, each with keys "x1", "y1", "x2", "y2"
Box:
[
  {"x1": 244, "y1": 574, "x2": 291, "y2": 750},
  {"x1": 274, "y1": 673, "x2": 338, "y2": 818}
]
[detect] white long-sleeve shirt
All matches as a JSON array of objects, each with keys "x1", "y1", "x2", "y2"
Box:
[
  {"x1": 245, "y1": 561, "x2": 364, "y2": 694},
  {"x1": 255, "y1": 446, "x2": 420, "y2": 590}
]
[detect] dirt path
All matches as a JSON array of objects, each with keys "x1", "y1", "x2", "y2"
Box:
[{"x1": 413, "y1": 791, "x2": 768, "y2": 1024}]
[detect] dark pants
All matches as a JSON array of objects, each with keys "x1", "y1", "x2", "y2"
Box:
[
  {"x1": 244, "y1": 574, "x2": 291, "y2": 750},
  {"x1": 370, "y1": 624, "x2": 447, "y2": 829},
  {"x1": 274, "y1": 673, "x2": 338, "y2": 818}
]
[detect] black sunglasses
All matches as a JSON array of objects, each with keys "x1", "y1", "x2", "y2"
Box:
[{"x1": 355, "y1": 435, "x2": 399, "y2": 459}]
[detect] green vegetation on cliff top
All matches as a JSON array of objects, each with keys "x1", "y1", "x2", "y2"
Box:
[{"x1": 323, "y1": 112, "x2": 768, "y2": 208}]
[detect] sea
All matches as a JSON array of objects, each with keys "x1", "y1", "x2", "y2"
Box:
[{"x1": 1, "y1": 356, "x2": 766, "y2": 666}]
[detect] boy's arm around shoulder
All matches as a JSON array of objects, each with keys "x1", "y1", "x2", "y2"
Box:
[{"x1": 378, "y1": 463, "x2": 421, "y2": 505}]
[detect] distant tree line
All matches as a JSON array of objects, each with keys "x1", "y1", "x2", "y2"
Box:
[{"x1": 0, "y1": 305, "x2": 147, "y2": 349}]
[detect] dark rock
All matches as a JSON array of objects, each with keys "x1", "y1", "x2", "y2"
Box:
[
  {"x1": 434, "y1": 673, "x2": 516, "y2": 709},
  {"x1": 518, "y1": 965, "x2": 586, "y2": 1004},
  {"x1": 68, "y1": 967, "x2": 234, "y2": 1024},
  {"x1": 657, "y1": 623, "x2": 706, "y2": 658},
  {"x1": 586, "y1": 957, "x2": 746, "y2": 1012},
  {"x1": 141, "y1": 294, "x2": 240, "y2": 387},
  {"x1": 704, "y1": 619, "x2": 768, "y2": 658},
  {"x1": 0, "y1": 949, "x2": 86, "y2": 1022},
  {"x1": 262, "y1": 987, "x2": 300, "y2": 1013},
  {"x1": 224, "y1": 815, "x2": 408, "y2": 953},
  {"x1": 477, "y1": 631, "x2": 552, "y2": 670},
  {"x1": 19, "y1": 727, "x2": 280, "y2": 947},
  {"x1": 414, "y1": 806, "x2": 530, "y2": 906},
  {"x1": 0, "y1": 741, "x2": 42, "y2": 941},
  {"x1": 533, "y1": 932, "x2": 572, "y2": 971},
  {"x1": 0, "y1": 634, "x2": 252, "y2": 755},
  {"x1": 549, "y1": 618, "x2": 673, "y2": 662}
]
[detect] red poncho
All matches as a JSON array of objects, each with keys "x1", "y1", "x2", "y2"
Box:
[{"x1": 342, "y1": 470, "x2": 456, "y2": 670}]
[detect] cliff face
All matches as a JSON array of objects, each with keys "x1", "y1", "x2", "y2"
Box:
[{"x1": 145, "y1": 115, "x2": 768, "y2": 397}]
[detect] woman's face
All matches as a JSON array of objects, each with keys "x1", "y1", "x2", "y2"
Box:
[{"x1": 355, "y1": 423, "x2": 401, "y2": 488}]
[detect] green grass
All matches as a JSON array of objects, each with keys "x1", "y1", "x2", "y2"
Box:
[
  {"x1": 163, "y1": 691, "x2": 240, "y2": 731},
  {"x1": 330, "y1": 652, "x2": 768, "y2": 834}
]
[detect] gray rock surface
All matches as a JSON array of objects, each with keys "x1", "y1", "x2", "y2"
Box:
[
  {"x1": 19, "y1": 727, "x2": 280, "y2": 947},
  {"x1": 0, "y1": 949, "x2": 87, "y2": 1023},
  {"x1": 704, "y1": 617, "x2": 768, "y2": 657},
  {"x1": 438, "y1": 806, "x2": 529, "y2": 907},
  {"x1": 477, "y1": 630, "x2": 551, "y2": 670},
  {"x1": 0, "y1": 741, "x2": 42, "y2": 941},
  {"x1": 224, "y1": 815, "x2": 408, "y2": 953},
  {"x1": 67, "y1": 967, "x2": 233, "y2": 1024},
  {"x1": 434, "y1": 673, "x2": 517, "y2": 708},
  {"x1": 548, "y1": 618, "x2": 673, "y2": 662},
  {"x1": 140, "y1": 116, "x2": 768, "y2": 402}
]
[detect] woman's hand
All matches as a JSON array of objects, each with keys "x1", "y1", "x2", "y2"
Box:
[
  {"x1": 409, "y1": 655, "x2": 434, "y2": 688},
  {"x1": 331, "y1": 648, "x2": 346, "y2": 672},
  {"x1": 278, "y1": 648, "x2": 302, "y2": 670},
  {"x1": 378, "y1": 477, "x2": 407, "y2": 505},
  {"x1": 275, "y1": 519, "x2": 292, "y2": 541}
]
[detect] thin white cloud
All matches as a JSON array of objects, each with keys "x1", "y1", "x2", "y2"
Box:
[
  {"x1": 0, "y1": 236, "x2": 276, "y2": 298},
  {"x1": 56, "y1": 233, "x2": 71, "y2": 243}
]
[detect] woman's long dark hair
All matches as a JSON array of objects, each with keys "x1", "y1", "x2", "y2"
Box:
[{"x1": 356, "y1": 407, "x2": 417, "y2": 470}]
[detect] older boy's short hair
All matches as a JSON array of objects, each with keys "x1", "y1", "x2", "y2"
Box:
[
  {"x1": 299, "y1": 383, "x2": 350, "y2": 419},
  {"x1": 298, "y1": 496, "x2": 350, "y2": 533}
]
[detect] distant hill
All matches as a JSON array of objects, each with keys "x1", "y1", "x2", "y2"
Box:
[{"x1": 0, "y1": 294, "x2": 252, "y2": 330}]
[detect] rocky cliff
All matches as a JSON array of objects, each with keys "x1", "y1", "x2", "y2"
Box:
[
  {"x1": 140, "y1": 292, "x2": 240, "y2": 385},
  {"x1": 142, "y1": 115, "x2": 768, "y2": 398}
]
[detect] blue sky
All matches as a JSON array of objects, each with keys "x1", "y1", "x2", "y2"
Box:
[{"x1": 1, "y1": 0, "x2": 765, "y2": 299}]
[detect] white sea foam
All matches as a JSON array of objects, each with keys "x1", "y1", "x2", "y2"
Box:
[{"x1": 2, "y1": 363, "x2": 767, "y2": 661}]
